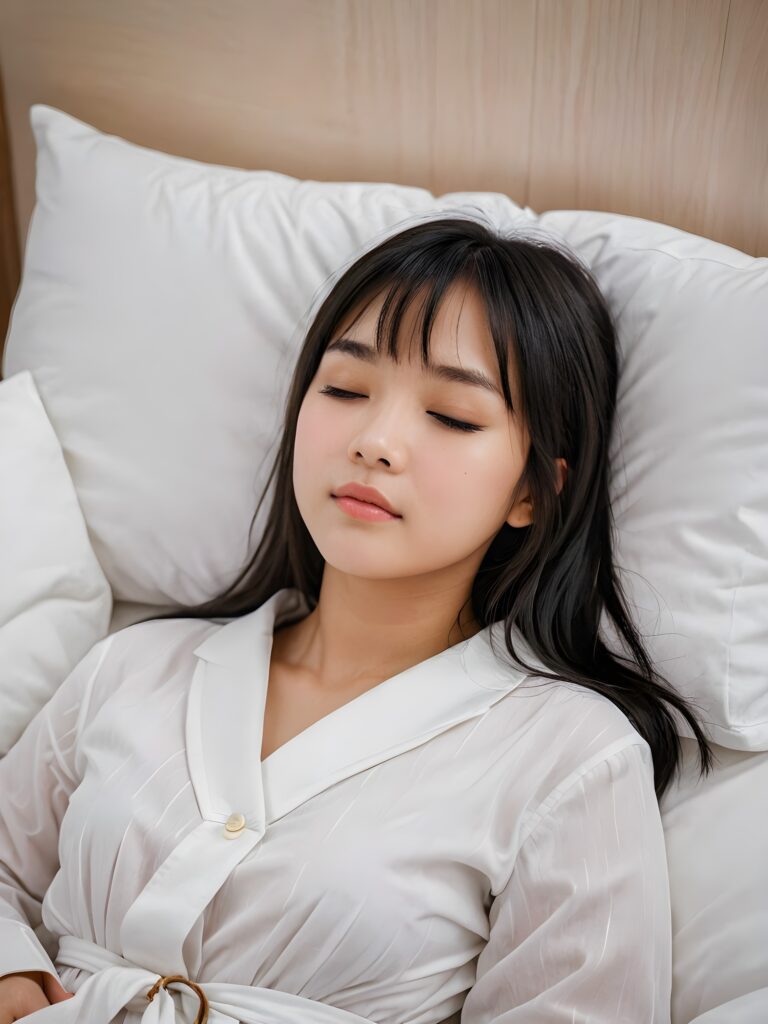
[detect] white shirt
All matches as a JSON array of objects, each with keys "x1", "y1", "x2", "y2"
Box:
[{"x1": 0, "y1": 586, "x2": 672, "y2": 1023}]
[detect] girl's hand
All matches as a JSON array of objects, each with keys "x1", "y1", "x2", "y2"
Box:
[{"x1": 0, "y1": 969, "x2": 74, "y2": 1022}]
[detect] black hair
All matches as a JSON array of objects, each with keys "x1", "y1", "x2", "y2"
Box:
[{"x1": 151, "y1": 212, "x2": 717, "y2": 800}]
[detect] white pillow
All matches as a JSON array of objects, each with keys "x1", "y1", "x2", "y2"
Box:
[
  {"x1": 3, "y1": 103, "x2": 767, "y2": 755},
  {"x1": 3, "y1": 103, "x2": 537, "y2": 607},
  {"x1": 660, "y1": 741, "x2": 768, "y2": 1023},
  {"x1": 0, "y1": 370, "x2": 112, "y2": 755},
  {"x1": 535, "y1": 211, "x2": 768, "y2": 752}
]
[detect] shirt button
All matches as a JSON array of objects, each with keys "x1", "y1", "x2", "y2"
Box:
[{"x1": 223, "y1": 812, "x2": 246, "y2": 839}]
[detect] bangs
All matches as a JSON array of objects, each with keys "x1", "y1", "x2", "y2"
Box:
[{"x1": 326, "y1": 254, "x2": 519, "y2": 414}]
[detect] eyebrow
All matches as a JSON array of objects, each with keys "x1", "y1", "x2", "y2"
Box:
[{"x1": 324, "y1": 338, "x2": 503, "y2": 398}]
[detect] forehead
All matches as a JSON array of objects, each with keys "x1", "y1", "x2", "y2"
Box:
[{"x1": 333, "y1": 280, "x2": 498, "y2": 369}]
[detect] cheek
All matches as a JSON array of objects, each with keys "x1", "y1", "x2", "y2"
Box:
[
  {"x1": 293, "y1": 399, "x2": 321, "y2": 492},
  {"x1": 293, "y1": 395, "x2": 355, "y2": 509},
  {"x1": 295, "y1": 396, "x2": 335, "y2": 460},
  {"x1": 413, "y1": 439, "x2": 458, "y2": 501},
  {"x1": 417, "y1": 437, "x2": 520, "y2": 532},
  {"x1": 417, "y1": 436, "x2": 501, "y2": 499}
]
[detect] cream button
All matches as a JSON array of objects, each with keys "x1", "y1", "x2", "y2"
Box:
[{"x1": 223, "y1": 812, "x2": 246, "y2": 839}]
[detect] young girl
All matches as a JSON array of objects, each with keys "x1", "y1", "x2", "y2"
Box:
[{"x1": 0, "y1": 215, "x2": 715, "y2": 1024}]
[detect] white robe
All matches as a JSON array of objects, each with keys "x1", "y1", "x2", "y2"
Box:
[{"x1": 0, "y1": 587, "x2": 672, "y2": 1023}]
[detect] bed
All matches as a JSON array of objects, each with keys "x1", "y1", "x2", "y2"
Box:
[{"x1": 0, "y1": 3, "x2": 766, "y2": 1022}]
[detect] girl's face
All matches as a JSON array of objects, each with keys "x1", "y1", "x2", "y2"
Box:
[{"x1": 293, "y1": 282, "x2": 538, "y2": 584}]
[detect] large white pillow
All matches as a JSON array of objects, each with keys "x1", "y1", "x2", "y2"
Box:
[
  {"x1": 0, "y1": 370, "x2": 112, "y2": 755},
  {"x1": 3, "y1": 103, "x2": 767, "y2": 755},
  {"x1": 536, "y1": 211, "x2": 768, "y2": 753},
  {"x1": 3, "y1": 104, "x2": 536, "y2": 607}
]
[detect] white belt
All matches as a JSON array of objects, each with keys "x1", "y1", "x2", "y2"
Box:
[{"x1": 31, "y1": 934, "x2": 376, "y2": 1024}]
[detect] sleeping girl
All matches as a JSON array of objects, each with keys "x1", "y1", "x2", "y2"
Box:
[{"x1": 0, "y1": 214, "x2": 714, "y2": 1024}]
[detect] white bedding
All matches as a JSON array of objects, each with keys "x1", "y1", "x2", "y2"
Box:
[{"x1": 2, "y1": 102, "x2": 766, "y2": 1020}]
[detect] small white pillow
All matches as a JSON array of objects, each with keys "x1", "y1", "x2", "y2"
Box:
[
  {"x1": 661, "y1": 741, "x2": 768, "y2": 1023},
  {"x1": 3, "y1": 104, "x2": 767, "y2": 755},
  {"x1": 0, "y1": 370, "x2": 112, "y2": 755}
]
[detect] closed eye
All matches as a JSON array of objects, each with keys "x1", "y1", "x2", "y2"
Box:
[{"x1": 317, "y1": 385, "x2": 483, "y2": 433}]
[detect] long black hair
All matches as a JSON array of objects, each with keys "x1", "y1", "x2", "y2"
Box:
[{"x1": 151, "y1": 212, "x2": 717, "y2": 800}]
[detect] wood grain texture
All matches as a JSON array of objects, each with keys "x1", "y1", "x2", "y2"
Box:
[
  {"x1": 0, "y1": 0, "x2": 766, "y2": 365},
  {"x1": 0, "y1": 63, "x2": 20, "y2": 369}
]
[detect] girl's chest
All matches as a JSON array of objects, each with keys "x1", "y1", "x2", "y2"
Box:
[
  {"x1": 54, "y1": 668, "x2": 544, "y2": 994},
  {"x1": 58, "y1": 656, "x2": 542, "y2": 961},
  {"x1": 64, "y1": 677, "x2": 504, "y2": 902},
  {"x1": 200, "y1": 767, "x2": 494, "y2": 987}
]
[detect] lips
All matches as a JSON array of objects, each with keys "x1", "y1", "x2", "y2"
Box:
[{"x1": 331, "y1": 482, "x2": 401, "y2": 517}]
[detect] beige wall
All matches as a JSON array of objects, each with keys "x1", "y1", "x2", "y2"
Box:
[{"x1": 1, "y1": 0, "x2": 766, "y2": 348}]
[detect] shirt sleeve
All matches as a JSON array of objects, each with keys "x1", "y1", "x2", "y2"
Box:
[
  {"x1": 460, "y1": 739, "x2": 673, "y2": 1024},
  {"x1": 0, "y1": 634, "x2": 114, "y2": 983}
]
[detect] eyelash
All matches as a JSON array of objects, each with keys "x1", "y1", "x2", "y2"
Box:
[{"x1": 318, "y1": 385, "x2": 483, "y2": 433}]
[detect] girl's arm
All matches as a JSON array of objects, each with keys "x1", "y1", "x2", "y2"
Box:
[
  {"x1": 0, "y1": 635, "x2": 114, "y2": 984},
  {"x1": 460, "y1": 741, "x2": 672, "y2": 1023}
]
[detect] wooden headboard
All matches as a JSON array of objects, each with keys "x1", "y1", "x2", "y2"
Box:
[{"x1": 1, "y1": 0, "x2": 766, "y2": 369}]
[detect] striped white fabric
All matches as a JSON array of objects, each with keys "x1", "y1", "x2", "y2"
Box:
[{"x1": 0, "y1": 588, "x2": 671, "y2": 1022}]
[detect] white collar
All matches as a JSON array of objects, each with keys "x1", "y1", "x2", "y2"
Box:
[{"x1": 188, "y1": 587, "x2": 548, "y2": 826}]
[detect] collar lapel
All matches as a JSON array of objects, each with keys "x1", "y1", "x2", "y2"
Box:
[{"x1": 187, "y1": 588, "x2": 549, "y2": 828}]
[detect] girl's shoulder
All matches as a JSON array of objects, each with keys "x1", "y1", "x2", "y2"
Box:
[
  {"x1": 476, "y1": 623, "x2": 649, "y2": 761},
  {"x1": 108, "y1": 612, "x2": 222, "y2": 650},
  {"x1": 499, "y1": 666, "x2": 649, "y2": 743},
  {"x1": 494, "y1": 671, "x2": 654, "y2": 804},
  {"x1": 89, "y1": 614, "x2": 222, "y2": 700}
]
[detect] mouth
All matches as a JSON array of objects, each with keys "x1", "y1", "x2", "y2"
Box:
[{"x1": 331, "y1": 494, "x2": 402, "y2": 522}]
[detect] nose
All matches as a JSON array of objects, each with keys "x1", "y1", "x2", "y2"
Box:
[{"x1": 346, "y1": 401, "x2": 409, "y2": 470}]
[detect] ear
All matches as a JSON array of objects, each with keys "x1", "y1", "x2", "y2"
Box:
[{"x1": 505, "y1": 458, "x2": 568, "y2": 528}]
